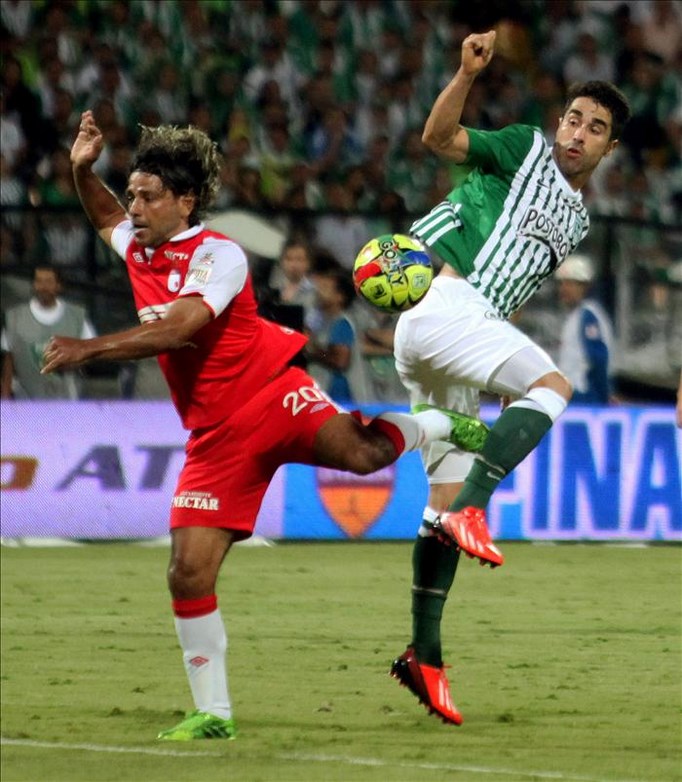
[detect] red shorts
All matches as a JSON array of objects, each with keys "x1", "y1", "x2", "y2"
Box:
[{"x1": 170, "y1": 367, "x2": 342, "y2": 538}]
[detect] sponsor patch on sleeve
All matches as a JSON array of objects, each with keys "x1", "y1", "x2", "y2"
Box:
[{"x1": 186, "y1": 253, "x2": 214, "y2": 287}]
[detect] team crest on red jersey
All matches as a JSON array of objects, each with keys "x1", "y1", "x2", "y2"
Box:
[
  {"x1": 316, "y1": 464, "x2": 395, "y2": 537},
  {"x1": 167, "y1": 269, "x2": 182, "y2": 292}
]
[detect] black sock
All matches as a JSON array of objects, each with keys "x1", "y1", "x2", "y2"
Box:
[{"x1": 411, "y1": 533, "x2": 460, "y2": 666}]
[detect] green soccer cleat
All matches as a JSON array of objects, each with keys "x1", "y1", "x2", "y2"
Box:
[
  {"x1": 157, "y1": 710, "x2": 237, "y2": 741},
  {"x1": 412, "y1": 403, "x2": 489, "y2": 453}
]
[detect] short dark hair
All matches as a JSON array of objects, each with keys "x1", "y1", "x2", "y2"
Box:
[
  {"x1": 130, "y1": 125, "x2": 222, "y2": 225},
  {"x1": 564, "y1": 81, "x2": 631, "y2": 140},
  {"x1": 33, "y1": 264, "x2": 62, "y2": 283},
  {"x1": 319, "y1": 267, "x2": 355, "y2": 310},
  {"x1": 281, "y1": 237, "x2": 312, "y2": 260}
]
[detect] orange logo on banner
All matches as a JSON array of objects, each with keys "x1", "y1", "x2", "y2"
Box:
[
  {"x1": 0, "y1": 457, "x2": 38, "y2": 490},
  {"x1": 316, "y1": 465, "x2": 395, "y2": 537}
]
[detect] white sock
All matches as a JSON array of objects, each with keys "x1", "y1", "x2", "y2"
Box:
[
  {"x1": 413, "y1": 409, "x2": 452, "y2": 442},
  {"x1": 374, "y1": 410, "x2": 451, "y2": 452},
  {"x1": 174, "y1": 609, "x2": 232, "y2": 719},
  {"x1": 418, "y1": 505, "x2": 441, "y2": 536}
]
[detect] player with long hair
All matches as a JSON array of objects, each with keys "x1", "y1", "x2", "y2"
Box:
[{"x1": 42, "y1": 111, "x2": 488, "y2": 740}]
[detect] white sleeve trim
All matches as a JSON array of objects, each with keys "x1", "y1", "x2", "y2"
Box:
[
  {"x1": 179, "y1": 237, "x2": 248, "y2": 317},
  {"x1": 111, "y1": 220, "x2": 135, "y2": 259}
]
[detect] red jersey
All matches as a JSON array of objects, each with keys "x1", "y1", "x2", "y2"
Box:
[{"x1": 111, "y1": 221, "x2": 307, "y2": 429}]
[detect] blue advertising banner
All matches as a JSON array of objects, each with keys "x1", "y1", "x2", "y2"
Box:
[
  {"x1": 0, "y1": 402, "x2": 285, "y2": 540},
  {"x1": 283, "y1": 405, "x2": 681, "y2": 541},
  {"x1": 1, "y1": 402, "x2": 679, "y2": 541}
]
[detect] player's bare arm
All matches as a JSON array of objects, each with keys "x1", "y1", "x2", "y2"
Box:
[
  {"x1": 41, "y1": 296, "x2": 211, "y2": 374},
  {"x1": 421, "y1": 30, "x2": 496, "y2": 162},
  {"x1": 71, "y1": 110, "x2": 127, "y2": 247}
]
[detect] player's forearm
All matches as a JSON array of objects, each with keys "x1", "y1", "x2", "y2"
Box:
[
  {"x1": 85, "y1": 322, "x2": 196, "y2": 362},
  {"x1": 72, "y1": 163, "x2": 126, "y2": 235},
  {"x1": 421, "y1": 68, "x2": 476, "y2": 161},
  {"x1": 42, "y1": 322, "x2": 192, "y2": 376}
]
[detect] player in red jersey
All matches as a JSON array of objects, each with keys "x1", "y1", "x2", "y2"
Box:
[{"x1": 42, "y1": 111, "x2": 489, "y2": 741}]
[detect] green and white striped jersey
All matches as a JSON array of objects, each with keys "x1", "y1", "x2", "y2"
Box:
[{"x1": 410, "y1": 124, "x2": 589, "y2": 319}]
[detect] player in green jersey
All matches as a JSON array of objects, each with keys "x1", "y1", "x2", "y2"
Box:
[{"x1": 390, "y1": 30, "x2": 630, "y2": 725}]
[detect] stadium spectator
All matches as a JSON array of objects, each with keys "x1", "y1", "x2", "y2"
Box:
[
  {"x1": 31, "y1": 147, "x2": 80, "y2": 209},
  {"x1": 1, "y1": 0, "x2": 678, "y2": 227},
  {"x1": 640, "y1": 0, "x2": 682, "y2": 66},
  {"x1": 257, "y1": 120, "x2": 301, "y2": 207},
  {"x1": 314, "y1": 180, "x2": 369, "y2": 269},
  {"x1": 30, "y1": 147, "x2": 90, "y2": 279},
  {"x1": 341, "y1": 0, "x2": 395, "y2": 52},
  {"x1": 2, "y1": 54, "x2": 48, "y2": 172},
  {"x1": 619, "y1": 50, "x2": 678, "y2": 168},
  {"x1": 39, "y1": 2, "x2": 82, "y2": 70},
  {"x1": 1, "y1": 0, "x2": 35, "y2": 40},
  {"x1": 304, "y1": 265, "x2": 371, "y2": 404},
  {"x1": 352, "y1": 302, "x2": 409, "y2": 405},
  {"x1": 242, "y1": 36, "x2": 303, "y2": 118},
  {"x1": 0, "y1": 90, "x2": 27, "y2": 172},
  {"x1": 387, "y1": 129, "x2": 438, "y2": 214},
  {"x1": 1, "y1": 264, "x2": 95, "y2": 399},
  {"x1": 306, "y1": 106, "x2": 363, "y2": 177},
  {"x1": 266, "y1": 237, "x2": 320, "y2": 331},
  {"x1": 83, "y1": 57, "x2": 134, "y2": 131},
  {"x1": 46, "y1": 86, "x2": 79, "y2": 151},
  {"x1": 231, "y1": 163, "x2": 265, "y2": 209},
  {"x1": 352, "y1": 48, "x2": 381, "y2": 107},
  {"x1": 0, "y1": 0, "x2": 678, "y2": 401},
  {"x1": 562, "y1": 30, "x2": 615, "y2": 86},
  {"x1": 390, "y1": 31, "x2": 630, "y2": 726},
  {"x1": 35, "y1": 55, "x2": 77, "y2": 120},
  {"x1": 147, "y1": 62, "x2": 188, "y2": 126},
  {"x1": 556, "y1": 254, "x2": 615, "y2": 405},
  {"x1": 0, "y1": 153, "x2": 29, "y2": 245},
  {"x1": 41, "y1": 110, "x2": 488, "y2": 741}
]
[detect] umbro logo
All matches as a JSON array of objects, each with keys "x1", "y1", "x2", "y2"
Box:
[{"x1": 189, "y1": 656, "x2": 209, "y2": 668}]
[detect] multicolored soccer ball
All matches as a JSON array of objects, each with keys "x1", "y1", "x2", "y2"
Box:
[{"x1": 352, "y1": 234, "x2": 433, "y2": 313}]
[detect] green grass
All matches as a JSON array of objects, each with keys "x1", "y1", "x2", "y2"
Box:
[{"x1": 1, "y1": 541, "x2": 680, "y2": 782}]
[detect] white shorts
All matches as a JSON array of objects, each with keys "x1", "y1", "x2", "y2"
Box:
[{"x1": 394, "y1": 276, "x2": 556, "y2": 483}]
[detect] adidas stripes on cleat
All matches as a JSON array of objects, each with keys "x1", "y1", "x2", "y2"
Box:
[
  {"x1": 412, "y1": 403, "x2": 489, "y2": 453},
  {"x1": 390, "y1": 646, "x2": 463, "y2": 726},
  {"x1": 433, "y1": 506, "x2": 504, "y2": 568},
  {"x1": 157, "y1": 710, "x2": 237, "y2": 741}
]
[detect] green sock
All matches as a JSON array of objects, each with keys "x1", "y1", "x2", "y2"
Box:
[
  {"x1": 451, "y1": 406, "x2": 553, "y2": 512},
  {"x1": 411, "y1": 533, "x2": 460, "y2": 666}
]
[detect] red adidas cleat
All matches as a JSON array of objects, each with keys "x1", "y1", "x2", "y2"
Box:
[
  {"x1": 433, "y1": 507, "x2": 504, "y2": 568},
  {"x1": 390, "y1": 646, "x2": 463, "y2": 726}
]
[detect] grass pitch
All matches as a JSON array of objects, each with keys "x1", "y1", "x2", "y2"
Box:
[{"x1": 1, "y1": 541, "x2": 680, "y2": 782}]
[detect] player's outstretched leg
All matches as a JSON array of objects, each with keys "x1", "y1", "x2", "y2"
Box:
[
  {"x1": 412, "y1": 403, "x2": 489, "y2": 453},
  {"x1": 390, "y1": 646, "x2": 463, "y2": 726},
  {"x1": 157, "y1": 710, "x2": 237, "y2": 741}
]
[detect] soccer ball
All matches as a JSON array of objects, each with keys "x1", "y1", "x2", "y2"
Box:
[{"x1": 352, "y1": 234, "x2": 433, "y2": 313}]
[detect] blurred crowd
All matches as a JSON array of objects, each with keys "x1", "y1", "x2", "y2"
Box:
[
  {"x1": 3, "y1": 0, "x2": 681, "y2": 230},
  {"x1": 1, "y1": 0, "x2": 681, "y2": 401}
]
